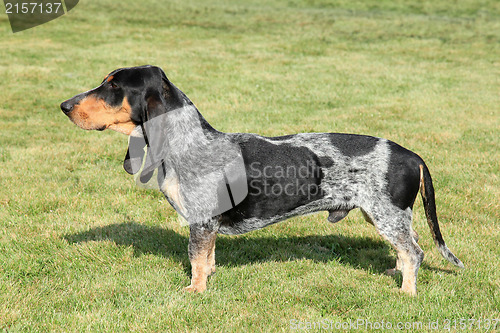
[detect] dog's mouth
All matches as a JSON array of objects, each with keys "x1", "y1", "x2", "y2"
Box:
[{"x1": 65, "y1": 113, "x2": 107, "y2": 132}]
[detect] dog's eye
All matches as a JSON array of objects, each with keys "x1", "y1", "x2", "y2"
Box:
[{"x1": 110, "y1": 81, "x2": 118, "y2": 89}]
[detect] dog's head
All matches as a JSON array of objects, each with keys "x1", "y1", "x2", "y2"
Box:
[{"x1": 60, "y1": 65, "x2": 185, "y2": 179}]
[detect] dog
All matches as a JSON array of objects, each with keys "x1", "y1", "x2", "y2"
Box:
[{"x1": 60, "y1": 65, "x2": 463, "y2": 295}]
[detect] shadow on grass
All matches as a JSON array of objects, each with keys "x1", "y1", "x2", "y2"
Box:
[{"x1": 64, "y1": 222, "x2": 397, "y2": 275}]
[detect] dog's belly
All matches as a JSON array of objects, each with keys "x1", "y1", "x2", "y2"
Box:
[{"x1": 218, "y1": 198, "x2": 339, "y2": 235}]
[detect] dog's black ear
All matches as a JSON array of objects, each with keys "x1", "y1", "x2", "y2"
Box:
[
  {"x1": 140, "y1": 88, "x2": 170, "y2": 175},
  {"x1": 122, "y1": 90, "x2": 167, "y2": 181},
  {"x1": 140, "y1": 67, "x2": 187, "y2": 174},
  {"x1": 124, "y1": 67, "x2": 186, "y2": 181},
  {"x1": 123, "y1": 133, "x2": 147, "y2": 175}
]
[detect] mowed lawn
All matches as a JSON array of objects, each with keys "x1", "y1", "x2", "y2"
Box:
[{"x1": 0, "y1": 0, "x2": 499, "y2": 331}]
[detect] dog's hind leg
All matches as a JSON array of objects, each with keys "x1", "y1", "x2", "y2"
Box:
[
  {"x1": 361, "y1": 206, "x2": 424, "y2": 295},
  {"x1": 361, "y1": 209, "x2": 400, "y2": 275},
  {"x1": 185, "y1": 221, "x2": 218, "y2": 293},
  {"x1": 362, "y1": 208, "x2": 418, "y2": 243},
  {"x1": 361, "y1": 209, "x2": 399, "y2": 275},
  {"x1": 361, "y1": 207, "x2": 419, "y2": 277}
]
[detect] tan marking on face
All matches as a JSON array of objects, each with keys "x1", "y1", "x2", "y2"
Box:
[
  {"x1": 106, "y1": 75, "x2": 114, "y2": 82},
  {"x1": 67, "y1": 96, "x2": 135, "y2": 135},
  {"x1": 108, "y1": 122, "x2": 137, "y2": 135}
]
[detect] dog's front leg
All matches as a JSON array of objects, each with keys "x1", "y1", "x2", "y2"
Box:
[{"x1": 184, "y1": 221, "x2": 218, "y2": 293}]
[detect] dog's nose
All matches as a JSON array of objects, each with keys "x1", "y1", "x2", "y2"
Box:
[{"x1": 60, "y1": 101, "x2": 73, "y2": 114}]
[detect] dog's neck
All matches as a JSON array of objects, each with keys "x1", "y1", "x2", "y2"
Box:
[
  {"x1": 169, "y1": 84, "x2": 220, "y2": 138},
  {"x1": 164, "y1": 103, "x2": 220, "y2": 154}
]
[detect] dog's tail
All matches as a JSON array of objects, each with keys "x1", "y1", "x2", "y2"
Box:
[{"x1": 419, "y1": 163, "x2": 464, "y2": 268}]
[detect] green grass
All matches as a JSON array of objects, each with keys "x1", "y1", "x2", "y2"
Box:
[{"x1": 0, "y1": 0, "x2": 499, "y2": 331}]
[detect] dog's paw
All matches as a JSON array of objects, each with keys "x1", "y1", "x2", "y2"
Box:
[
  {"x1": 399, "y1": 287, "x2": 417, "y2": 297},
  {"x1": 184, "y1": 284, "x2": 206, "y2": 293}
]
